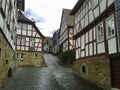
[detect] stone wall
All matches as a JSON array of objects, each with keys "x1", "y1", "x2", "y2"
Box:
[
  {"x1": 0, "y1": 32, "x2": 15, "y2": 87},
  {"x1": 16, "y1": 51, "x2": 43, "y2": 67},
  {"x1": 73, "y1": 55, "x2": 111, "y2": 89}
]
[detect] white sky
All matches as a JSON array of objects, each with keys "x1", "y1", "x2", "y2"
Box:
[{"x1": 25, "y1": 0, "x2": 78, "y2": 37}]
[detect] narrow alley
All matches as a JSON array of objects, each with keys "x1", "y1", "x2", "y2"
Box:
[{"x1": 1, "y1": 54, "x2": 103, "y2": 90}]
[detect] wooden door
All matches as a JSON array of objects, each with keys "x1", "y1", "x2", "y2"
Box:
[{"x1": 111, "y1": 58, "x2": 120, "y2": 89}]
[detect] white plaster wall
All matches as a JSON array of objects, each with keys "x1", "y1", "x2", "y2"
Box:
[
  {"x1": 97, "y1": 42, "x2": 105, "y2": 54},
  {"x1": 108, "y1": 38, "x2": 117, "y2": 54}
]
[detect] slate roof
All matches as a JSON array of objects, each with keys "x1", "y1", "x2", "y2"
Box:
[
  {"x1": 70, "y1": 0, "x2": 85, "y2": 15},
  {"x1": 62, "y1": 9, "x2": 74, "y2": 27}
]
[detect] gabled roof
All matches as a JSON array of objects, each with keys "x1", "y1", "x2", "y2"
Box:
[
  {"x1": 18, "y1": 10, "x2": 45, "y2": 38},
  {"x1": 70, "y1": 0, "x2": 85, "y2": 15},
  {"x1": 62, "y1": 9, "x2": 74, "y2": 27},
  {"x1": 59, "y1": 9, "x2": 74, "y2": 38},
  {"x1": 18, "y1": 10, "x2": 33, "y2": 23}
]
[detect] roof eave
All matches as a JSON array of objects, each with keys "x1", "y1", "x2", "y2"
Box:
[{"x1": 70, "y1": 0, "x2": 85, "y2": 15}]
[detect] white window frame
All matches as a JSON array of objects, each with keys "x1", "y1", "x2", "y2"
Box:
[
  {"x1": 96, "y1": 22, "x2": 104, "y2": 43},
  {"x1": 106, "y1": 14, "x2": 115, "y2": 39}
]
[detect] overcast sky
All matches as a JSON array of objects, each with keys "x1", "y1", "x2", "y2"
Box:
[{"x1": 24, "y1": 0, "x2": 78, "y2": 37}]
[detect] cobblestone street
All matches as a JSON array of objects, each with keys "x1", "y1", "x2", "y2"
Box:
[{"x1": 1, "y1": 54, "x2": 103, "y2": 90}]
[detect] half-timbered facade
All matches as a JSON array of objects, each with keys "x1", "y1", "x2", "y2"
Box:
[
  {"x1": 71, "y1": 0, "x2": 120, "y2": 89},
  {"x1": 43, "y1": 37, "x2": 52, "y2": 53},
  {"x1": 59, "y1": 9, "x2": 74, "y2": 52},
  {"x1": 0, "y1": 0, "x2": 18, "y2": 87},
  {"x1": 52, "y1": 29, "x2": 59, "y2": 54},
  {"x1": 16, "y1": 10, "x2": 44, "y2": 67}
]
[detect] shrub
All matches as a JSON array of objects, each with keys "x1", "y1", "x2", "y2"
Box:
[{"x1": 59, "y1": 49, "x2": 75, "y2": 65}]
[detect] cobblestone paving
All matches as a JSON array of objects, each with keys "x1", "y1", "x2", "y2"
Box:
[{"x1": 1, "y1": 54, "x2": 103, "y2": 90}]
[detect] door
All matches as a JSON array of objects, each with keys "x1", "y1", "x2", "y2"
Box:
[{"x1": 111, "y1": 58, "x2": 120, "y2": 89}]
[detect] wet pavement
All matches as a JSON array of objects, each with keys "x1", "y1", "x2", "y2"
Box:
[{"x1": 1, "y1": 53, "x2": 103, "y2": 90}]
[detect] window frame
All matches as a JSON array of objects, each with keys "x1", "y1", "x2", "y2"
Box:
[
  {"x1": 106, "y1": 14, "x2": 115, "y2": 39},
  {"x1": 92, "y1": 0, "x2": 98, "y2": 9},
  {"x1": 21, "y1": 37, "x2": 25, "y2": 46},
  {"x1": 96, "y1": 22, "x2": 104, "y2": 43}
]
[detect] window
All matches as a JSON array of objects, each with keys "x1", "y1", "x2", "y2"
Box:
[
  {"x1": 29, "y1": 38, "x2": 35, "y2": 51},
  {"x1": 28, "y1": 25, "x2": 32, "y2": 30},
  {"x1": 0, "y1": 0, "x2": 1, "y2": 5},
  {"x1": 82, "y1": 65, "x2": 86, "y2": 73},
  {"x1": 6, "y1": 60, "x2": 8, "y2": 64},
  {"x1": 17, "y1": 36, "x2": 21, "y2": 45},
  {"x1": 0, "y1": 48, "x2": 1, "y2": 57},
  {"x1": 28, "y1": 31, "x2": 32, "y2": 36},
  {"x1": 96, "y1": 22, "x2": 104, "y2": 42},
  {"x1": 1, "y1": 0, "x2": 6, "y2": 12},
  {"x1": 17, "y1": 29, "x2": 21, "y2": 35},
  {"x1": 20, "y1": 53, "x2": 24, "y2": 60},
  {"x1": 35, "y1": 54, "x2": 38, "y2": 59},
  {"x1": 106, "y1": 14, "x2": 115, "y2": 39},
  {"x1": 22, "y1": 30, "x2": 27, "y2": 35},
  {"x1": 92, "y1": 0, "x2": 98, "y2": 8},
  {"x1": 17, "y1": 23, "x2": 22, "y2": 29},
  {"x1": 30, "y1": 38, "x2": 34, "y2": 47},
  {"x1": 22, "y1": 24, "x2": 28, "y2": 30},
  {"x1": 21, "y1": 37, "x2": 25, "y2": 45},
  {"x1": 16, "y1": 53, "x2": 19, "y2": 59}
]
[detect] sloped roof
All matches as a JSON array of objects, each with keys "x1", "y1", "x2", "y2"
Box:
[
  {"x1": 59, "y1": 9, "x2": 74, "y2": 38},
  {"x1": 70, "y1": 0, "x2": 85, "y2": 15},
  {"x1": 18, "y1": 10, "x2": 45, "y2": 38},
  {"x1": 18, "y1": 10, "x2": 33, "y2": 23},
  {"x1": 63, "y1": 9, "x2": 74, "y2": 27}
]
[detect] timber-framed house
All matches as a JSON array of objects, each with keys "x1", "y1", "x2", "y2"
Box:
[
  {"x1": 0, "y1": 0, "x2": 18, "y2": 87},
  {"x1": 16, "y1": 10, "x2": 44, "y2": 67},
  {"x1": 59, "y1": 9, "x2": 74, "y2": 52},
  {"x1": 71, "y1": 0, "x2": 120, "y2": 89}
]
